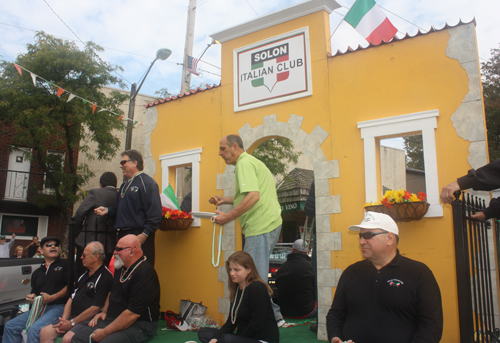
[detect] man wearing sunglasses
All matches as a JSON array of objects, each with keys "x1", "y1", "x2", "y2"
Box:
[
  {"x1": 3, "y1": 236, "x2": 68, "y2": 343},
  {"x1": 326, "y1": 212, "x2": 443, "y2": 343},
  {"x1": 94, "y1": 150, "x2": 162, "y2": 266},
  {"x1": 71, "y1": 235, "x2": 160, "y2": 343}
]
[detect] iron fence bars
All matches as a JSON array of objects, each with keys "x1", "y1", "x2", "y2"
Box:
[
  {"x1": 453, "y1": 191, "x2": 499, "y2": 343},
  {"x1": 452, "y1": 192, "x2": 474, "y2": 342}
]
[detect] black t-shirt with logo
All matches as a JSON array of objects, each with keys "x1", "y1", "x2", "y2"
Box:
[
  {"x1": 71, "y1": 264, "x2": 114, "y2": 316},
  {"x1": 31, "y1": 257, "x2": 69, "y2": 306},
  {"x1": 107, "y1": 256, "x2": 160, "y2": 321}
]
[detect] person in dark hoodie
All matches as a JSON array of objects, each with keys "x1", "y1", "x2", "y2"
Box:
[{"x1": 275, "y1": 239, "x2": 317, "y2": 319}]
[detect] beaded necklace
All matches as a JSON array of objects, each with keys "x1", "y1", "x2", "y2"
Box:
[
  {"x1": 120, "y1": 171, "x2": 143, "y2": 198},
  {"x1": 120, "y1": 256, "x2": 147, "y2": 283},
  {"x1": 230, "y1": 283, "x2": 247, "y2": 324}
]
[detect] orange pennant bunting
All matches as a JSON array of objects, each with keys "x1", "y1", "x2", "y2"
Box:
[
  {"x1": 92, "y1": 104, "x2": 97, "y2": 114},
  {"x1": 14, "y1": 64, "x2": 22, "y2": 76},
  {"x1": 116, "y1": 115, "x2": 123, "y2": 121},
  {"x1": 57, "y1": 88, "x2": 64, "y2": 97}
]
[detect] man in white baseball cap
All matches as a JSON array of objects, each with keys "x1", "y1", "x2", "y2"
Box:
[{"x1": 326, "y1": 212, "x2": 443, "y2": 343}]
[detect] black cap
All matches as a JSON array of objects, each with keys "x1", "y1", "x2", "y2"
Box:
[{"x1": 40, "y1": 236, "x2": 61, "y2": 246}]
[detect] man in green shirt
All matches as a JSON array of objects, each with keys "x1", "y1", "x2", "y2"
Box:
[{"x1": 211, "y1": 134, "x2": 285, "y2": 325}]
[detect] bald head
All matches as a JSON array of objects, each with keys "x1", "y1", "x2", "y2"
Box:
[{"x1": 115, "y1": 234, "x2": 143, "y2": 268}]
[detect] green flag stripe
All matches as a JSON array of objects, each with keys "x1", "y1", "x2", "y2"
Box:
[
  {"x1": 344, "y1": 0, "x2": 376, "y2": 28},
  {"x1": 252, "y1": 62, "x2": 263, "y2": 70},
  {"x1": 252, "y1": 78, "x2": 265, "y2": 87}
]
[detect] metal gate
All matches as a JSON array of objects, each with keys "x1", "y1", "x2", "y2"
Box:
[{"x1": 453, "y1": 192, "x2": 500, "y2": 342}]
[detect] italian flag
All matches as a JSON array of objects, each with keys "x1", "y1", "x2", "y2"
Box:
[{"x1": 344, "y1": 0, "x2": 398, "y2": 46}]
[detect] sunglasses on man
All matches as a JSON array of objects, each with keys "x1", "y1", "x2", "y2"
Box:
[
  {"x1": 119, "y1": 159, "x2": 132, "y2": 166},
  {"x1": 114, "y1": 246, "x2": 134, "y2": 252},
  {"x1": 358, "y1": 231, "x2": 389, "y2": 240},
  {"x1": 45, "y1": 242, "x2": 59, "y2": 248}
]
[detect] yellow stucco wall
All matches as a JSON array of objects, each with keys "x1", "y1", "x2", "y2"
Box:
[{"x1": 149, "y1": 8, "x2": 484, "y2": 342}]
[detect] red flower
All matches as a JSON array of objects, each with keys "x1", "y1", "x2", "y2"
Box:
[
  {"x1": 161, "y1": 207, "x2": 192, "y2": 220},
  {"x1": 403, "y1": 191, "x2": 412, "y2": 201},
  {"x1": 417, "y1": 192, "x2": 427, "y2": 202}
]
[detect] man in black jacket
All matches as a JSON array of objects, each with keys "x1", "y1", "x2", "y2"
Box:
[
  {"x1": 74, "y1": 172, "x2": 117, "y2": 271},
  {"x1": 440, "y1": 158, "x2": 500, "y2": 221},
  {"x1": 95, "y1": 150, "x2": 162, "y2": 266},
  {"x1": 275, "y1": 239, "x2": 317, "y2": 319}
]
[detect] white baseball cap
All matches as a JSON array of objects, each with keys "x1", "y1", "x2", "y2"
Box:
[
  {"x1": 293, "y1": 239, "x2": 308, "y2": 252},
  {"x1": 348, "y1": 211, "x2": 399, "y2": 235}
]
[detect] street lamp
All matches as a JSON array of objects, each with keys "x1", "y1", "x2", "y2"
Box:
[{"x1": 125, "y1": 48, "x2": 172, "y2": 151}]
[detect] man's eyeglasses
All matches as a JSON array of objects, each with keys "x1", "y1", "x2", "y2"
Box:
[
  {"x1": 45, "y1": 243, "x2": 59, "y2": 248},
  {"x1": 359, "y1": 232, "x2": 389, "y2": 240},
  {"x1": 114, "y1": 246, "x2": 134, "y2": 252},
  {"x1": 119, "y1": 160, "x2": 132, "y2": 166}
]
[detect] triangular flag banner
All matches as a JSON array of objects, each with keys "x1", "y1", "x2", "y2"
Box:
[
  {"x1": 82, "y1": 100, "x2": 87, "y2": 104},
  {"x1": 116, "y1": 115, "x2": 123, "y2": 121},
  {"x1": 14, "y1": 64, "x2": 22, "y2": 76},
  {"x1": 162, "y1": 184, "x2": 179, "y2": 209},
  {"x1": 30, "y1": 73, "x2": 37, "y2": 86},
  {"x1": 344, "y1": 0, "x2": 397, "y2": 45},
  {"x1": 67, "y1": 94, "x2": 76, "y2": 102},
  {"x1": 99, "y1": 109, "x2": 107, "y2": 112},
  {"x1": 133, "y1": 121, "x2": 138, "y2": 126},
  {"x1": 137, "y1": 123, "x2": 143, "y2": 128},
  {"x1": 92, "y1": 104, "x2": 97, "y2": 114},
  {"x1": 57, "y1": 88, "x2": 64, "y2": 97}
]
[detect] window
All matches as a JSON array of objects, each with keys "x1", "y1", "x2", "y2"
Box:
[
  {"x1": 0, "y1": 214, "x2": 48, "y2": 239},
  {"x1": 358, "y1": 110, "x2": 442, "y2": 218},
  {"x1": 159, "y1": 148, "x2": 202, "y2": 226}
]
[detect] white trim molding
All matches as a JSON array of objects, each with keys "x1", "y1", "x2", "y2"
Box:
[
  {"x1": 159, "y1": 148, "x2": 202, "y2": 227},
  {"x1": 358, "y1": 110, "x2": 443, "y2": 218},
  {"x1": 210, "y1": 0, "x2": 340, "y2": 43}
]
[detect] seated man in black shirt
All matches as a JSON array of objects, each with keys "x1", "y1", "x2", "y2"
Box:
[
  {"x1": 326, "y1": 212, "x2": 443, "y2": 343},
  {"x1": 275, "y1": 239, "x2": 316, "y2": 319},
  {"x1": 39, "y1": 241, "x2": 113, "y2": 343},
  {"x1": 71, "y1": 234, "x2": 160, "y2": 343},
  {"x1": 3, "y1": 236, "x2": 68, "y2": 343}
]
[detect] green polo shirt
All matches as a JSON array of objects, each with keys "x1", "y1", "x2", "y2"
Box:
[{"x1": 234, "y1": 152, "x2": 282, "y2": 237}]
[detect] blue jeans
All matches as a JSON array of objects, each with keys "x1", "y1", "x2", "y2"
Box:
[
  {"x1": 3, "y1": 304, "x2": 65, "y2": 343},
  {"x1": 243, "y1": 225, "x2": 283, "y2": 321}
]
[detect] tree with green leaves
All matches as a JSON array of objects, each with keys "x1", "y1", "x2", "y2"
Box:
[
  {"x1": 404, "y1": 135, "x2": 424, "y2": 170},
  {"x1": 0, "y1": 32, "x2": 128, "y2": 220},
  {"x1": 252, "y1": 138, "x2": 301, "y2": 183},
  {"x1": 482, "y1": 45, "x2": 500, "y2": 161}
]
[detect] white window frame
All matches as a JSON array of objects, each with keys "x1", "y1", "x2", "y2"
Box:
[
  {"x1": 0, "y1": 213, "x2": 48, "y2": 239},
  {"x1": 159, "y1": 148, "x2": 202, "y2": 227},
  {"x1": 358, "y1": 110, "x2": 443, "y2": 218}
]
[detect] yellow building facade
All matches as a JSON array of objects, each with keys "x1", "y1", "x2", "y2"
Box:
[{"x1": 144, "y1": 0, "x2": 491, "y2": 341}]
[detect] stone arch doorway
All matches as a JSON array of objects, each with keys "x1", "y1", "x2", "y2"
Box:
[{"x1": 216, "y1": 113, "x2": 342, "y2": 340}]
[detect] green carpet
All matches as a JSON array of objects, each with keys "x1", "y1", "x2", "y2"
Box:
[
  {"x1": 151, "y1": 319, "x2": 320, "y2": 343},
  {"x1": 54, "y1": 319, "x2": 320, "y2": 343}
]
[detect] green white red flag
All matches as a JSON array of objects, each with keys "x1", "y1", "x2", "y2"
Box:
[{"x1": 344, "y1": 0, "x2": 397, "y2": 45}]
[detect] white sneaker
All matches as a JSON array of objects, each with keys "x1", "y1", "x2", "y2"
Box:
[{"x1": 277, "y1": 319, "x2": 287, "y2": 328}]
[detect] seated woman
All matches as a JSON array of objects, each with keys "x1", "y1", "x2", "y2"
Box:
[{"x1": 198, "y1": 251, "x2": 279, "y2": 343}]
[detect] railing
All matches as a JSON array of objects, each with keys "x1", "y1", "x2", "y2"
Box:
[
  {"x1": 453, "y1": 192, "x2": 500, "y2": 342},
  {"x1": 0, "y1": 169, "x2": 53, "y2": 201}
]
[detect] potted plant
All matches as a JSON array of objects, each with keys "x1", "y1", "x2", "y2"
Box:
[
  {"x1": 365, "y1": 189, "x2": 429, "y2": 222},
  {"x1": 159, "y1": 207, "x2": 194, "y2": 231}
]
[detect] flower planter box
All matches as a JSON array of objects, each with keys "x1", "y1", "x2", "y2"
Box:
[
  {"x1": 365, "y1": 202, "x2": 430, "y2": 222},
  {"x1": 159, "y1": 218, "x2": 194, "y2": 231}
]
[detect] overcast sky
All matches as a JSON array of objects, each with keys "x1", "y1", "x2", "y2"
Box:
[{"x1": 1, "y1": 0, "x2": 499, "y2": 100}]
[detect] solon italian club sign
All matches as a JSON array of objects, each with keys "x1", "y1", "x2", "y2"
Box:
[{"x1": 233, "y1": 27, "x2": 312, "y2": 112}]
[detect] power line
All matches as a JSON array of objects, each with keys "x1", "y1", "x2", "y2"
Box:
[
  {"x1": 42, "y1": 0, "x2": 85, "y2": 45},
  {"x1": 244, "y1": 0, "x2": 260, "y2": 17}
]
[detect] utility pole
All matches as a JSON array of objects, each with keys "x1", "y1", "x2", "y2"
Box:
[{"x1": 181, "y1": 0, "x2": 197, "y2": 92}]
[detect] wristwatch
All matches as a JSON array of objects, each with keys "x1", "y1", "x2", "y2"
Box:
[{"x1": 71, "y1": 319, "x2": 76, "y2": 327}]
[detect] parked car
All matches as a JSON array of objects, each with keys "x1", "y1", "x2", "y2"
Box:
[
  {"x1": 0, "y1": 257, "x2": 40, "y2": 339},
  {"x1": 268, "y1": 243, "x2": 293, "y2": 300}
]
